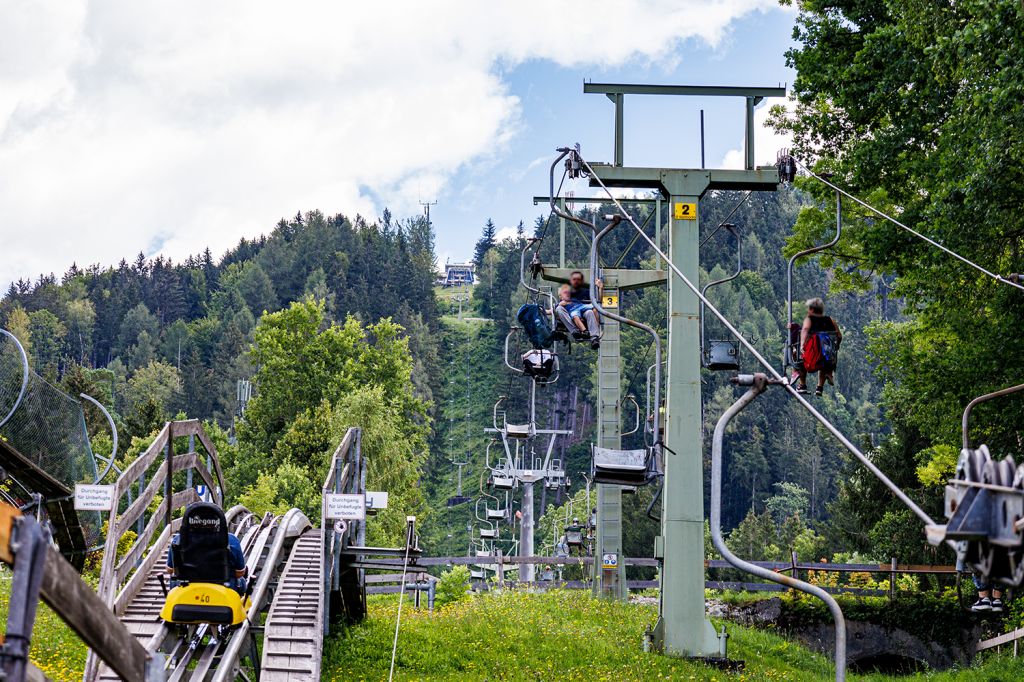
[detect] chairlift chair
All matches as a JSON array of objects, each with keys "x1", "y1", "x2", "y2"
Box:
[
  {"x1": 592, "y1": 446, "x2": 651, "y2": 486},
  {"x1": 479, "y1": 526, "x2": 499, "y2": 540},
  {"x1": 486, "y1": 506, "x2": 507, "y2": 521},
  {"x1": 700, "y1": 223, "x2": 742, "y2": 372},
  {"x1": 564, "y1": 525, "x2": 584, "y2": 548},
  {"x1": 493, "y1": 395, "x2": 536, "y2": 440}
]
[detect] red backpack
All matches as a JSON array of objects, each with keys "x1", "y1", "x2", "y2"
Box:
[{"x1": 803, "y1": 333, "x2": 824, "y2": 373}]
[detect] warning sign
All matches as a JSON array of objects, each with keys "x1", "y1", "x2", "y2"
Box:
[
  {"x1": 74, "y1": 484, "x2": 115, "y2": 512},
  {"x1": 325, "y1": 493, "x2": 366, "y2": 520},
  {"x1": 602, "y1": 552, "x2": 619, "y2": 570}
]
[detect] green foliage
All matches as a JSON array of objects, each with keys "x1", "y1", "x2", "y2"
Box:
[
  {"x1": 322, "y1": 589, "x2": 1022, "y2": 680},
  {"x1": 777, "y1": 0, "x2": 1024, "y2": 562},
  {"x1": 916, "y1": 444, "x2": 960, "y2": 488},
  {"x1": 237, "y1": 462, "x2": 321, "y2": 519},
  {"x1": 434, "y1": 566, "x2": 471, "y2": 608}
]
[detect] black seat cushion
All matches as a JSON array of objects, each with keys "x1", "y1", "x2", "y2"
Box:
[{"x1": 172, "y1": 502, "x2": 231, "y2": 584}]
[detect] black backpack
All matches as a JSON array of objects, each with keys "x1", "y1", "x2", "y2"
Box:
[{"x1": 517, "y1": 304, "x2": 555, "y2": 349}]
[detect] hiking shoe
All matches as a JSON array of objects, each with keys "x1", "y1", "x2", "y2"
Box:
[
  {"x1": 590, "y1": 337, "x2": 601, "y2": 350},
  {"x1": 971, "y1": 597, "x2": 993, "y2": 612},
  {"x1": 991, "y1": 598, "x2": 1005, "y2": 613}
]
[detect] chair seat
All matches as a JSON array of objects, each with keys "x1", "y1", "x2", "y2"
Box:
[{"x1": 593, "y1": 447, "x2": 650, "y2": 486}]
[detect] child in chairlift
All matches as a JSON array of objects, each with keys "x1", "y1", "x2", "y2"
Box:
[{"x1": 556, "y1": 284, "x2": 593, "y2": 337}]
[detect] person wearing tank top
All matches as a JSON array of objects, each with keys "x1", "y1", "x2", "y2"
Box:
[{"x1": 797, "y1": 297, "x2": 842, "y2": 396}]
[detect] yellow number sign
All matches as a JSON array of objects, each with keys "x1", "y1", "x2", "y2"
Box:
[
  {"x1": 602, "y1": 294, "x2": 618, "y2": 308},
  {"x1": 673, "y1": 202, "x2": 697, "y2": 220}
]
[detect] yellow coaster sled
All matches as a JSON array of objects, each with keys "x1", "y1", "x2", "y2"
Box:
[{"x1": 160, "y1": 582, "x2": 251, "y2": 625}]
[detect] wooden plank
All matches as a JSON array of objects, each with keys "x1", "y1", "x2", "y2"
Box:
[
  {"x1": 192, "y1": 424, "x2": 226, "y2": 504},
  {"x1": 35, "y1": 544, "x2": 150, "y2": 681},
  {"x1": 320, "y1": 430, "x2": 355, "y2": 495},
  {"x1": 114, "y1": 424, "x2": 170, "y2": 497},
  {"x1": 115, "y1": 488, "x2": 198, "y2": 585},
  {"x1": 977, "y1": 626, "x2": 1024, "y2": 652},
  {"x1": 114, "y1": 520, "x2": 179, "y2": 617}
]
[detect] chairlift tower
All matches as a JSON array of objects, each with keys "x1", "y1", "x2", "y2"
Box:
[
  {"x1": 534, "y1": 195, "x2": 665, "y2": 600},
  {"x1": 582, "y1": 82, "x2": 784, "y2": 657}
]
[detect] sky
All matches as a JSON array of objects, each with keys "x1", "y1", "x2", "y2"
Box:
[{"x1": 0, "y1": 1, "x2": 798, "y2": 287}]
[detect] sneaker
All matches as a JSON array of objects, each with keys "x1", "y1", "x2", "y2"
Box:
[
  {"x1": 590, "y1": 337, "x2": 601, "y2": 350},
  {"x1": 571, "y1": 331, "x2": 588, "y2": 341},
  {"x1": 815, "y1": 387, "x2": 824, "y2": 397},
  {"x1": 796, "y1": 384, "x2": 809, "y2": 395},
  {"x1": 991, "y1": 598, "x2": 1005, "y2": 613},
  {"x1": 971, "y1": 597, "x2": 993, "y2": 612}
]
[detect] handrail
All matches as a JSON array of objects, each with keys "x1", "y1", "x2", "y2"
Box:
[
  {"x1": 785, "y1": 190, "x2": 841, "y2": 372},
  {"x1": 710, "y1": 374, "x2": 846, "y2": 681},
  {"x1": 700, "y1": 224, "x2": 741, "y2": 358},
  {"x1": 0, "y1": 329, "x2": 29, "y2": 431},
  {"x1": 320, "y1": 427, "x2": 363, "y2": 631},
  {"x1": 961, "y1": 383, "x2": 1024, "y2": 450},
  {"x1": 622, "y1": 395, "x2": 641, "y2": 437},
  {"x1": 94, "y1": 419, "x2": 225, "y2": 607}
]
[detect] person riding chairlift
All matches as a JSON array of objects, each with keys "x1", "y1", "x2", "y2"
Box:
[
  {"x1": 553, "y1": 271, "x2": 603, "y2": 350},
  {"x1": 795, "y1": 297, "x2": 842, "y2": 397},
  {"x1": 166, "y1": 503, "x2": 248, "y2": 595}
]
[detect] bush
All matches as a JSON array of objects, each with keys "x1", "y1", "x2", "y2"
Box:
[{"x1": 435, "y1": 566, "x2": 471, "y2": 607}]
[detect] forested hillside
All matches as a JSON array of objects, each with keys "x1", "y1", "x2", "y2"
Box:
[
  {"x1": 423, "y1": 186, "x2": 901, "y2": 565},
  {"x1": 1, "y1": 210, "x2": 438, "y2": 544}
]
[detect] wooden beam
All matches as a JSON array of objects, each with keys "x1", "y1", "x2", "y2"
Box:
[
  {"x1": 114, "y1": 424, "x2": 170, "y2": 497},
  {"x1": 0, "y1": 506, "x2": 149, "y2": 682},
  {"x1": 37, "y1": 543, "x2": 150, "y2": 681}
]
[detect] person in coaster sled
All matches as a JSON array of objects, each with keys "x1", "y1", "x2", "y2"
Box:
[
  {"x1": 167, "y1": 527, "x2": 249, "y2": 595},
  {"x1": 796, "y1": 297, "x2": 842, "y2": 397},
  {"x1": 554, "y1": 271, "x2": 603, "y2": 349}
]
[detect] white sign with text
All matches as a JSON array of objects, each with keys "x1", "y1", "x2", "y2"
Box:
[
  {"x1": 325, "y1": 493, "x2": 366, "y2": 520},
  {"x1": 74, "y1": 484, "x2": 115, "y2": 512}
]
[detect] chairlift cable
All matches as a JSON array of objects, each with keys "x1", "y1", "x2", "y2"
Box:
[
  {"x1": 794, "y1": 158, "x2": 1024, "y2": 292},
  {"x1": 700, "y1": 191, "x2": 752, "y2": 248},
  {"x1": 570, "y1": 150, "x2": 936, "y2": 528}
]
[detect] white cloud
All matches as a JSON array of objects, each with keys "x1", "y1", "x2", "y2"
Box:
[
  {"x1": 0, "y1": 0, "x2": 781, "y2": 286},
  {"x1": 494, "y1": 225, "x2": 521, "y2": 242},
  {"x1": 720, "y1": 96, "x2": 793, "y2": 169}
]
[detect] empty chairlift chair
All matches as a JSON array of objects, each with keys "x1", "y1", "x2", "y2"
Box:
[
  {"x1": 591, "y1": 446, "x2": 651, "y2": 486},
  {"x1": 701, "y1": 224, "x2": 742, "y2": 372}
]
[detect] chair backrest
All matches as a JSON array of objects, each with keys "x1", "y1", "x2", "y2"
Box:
[{"x1": 172, "y1": 502, "x2": 231, "y2": 584}]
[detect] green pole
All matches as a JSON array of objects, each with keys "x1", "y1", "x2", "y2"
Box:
[
  {"x1": 653, "y1": 195, "x2": 722, "y2": 656},
  {"x1": 593, "y1": 276, "x2": 627, "y2": 599}
]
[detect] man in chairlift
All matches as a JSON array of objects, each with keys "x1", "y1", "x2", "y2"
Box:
[
  {"x1": 167, "y1": 503, "x2": 249, "y2": 595},
  {"x1": 554, "y1": 271, "x2": 603, "y2": 350}
]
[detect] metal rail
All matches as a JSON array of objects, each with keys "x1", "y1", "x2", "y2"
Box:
[
  {"x1": 961, "y1": 382, "x2": 1024, "y2": 450},
  {"x1": 0, "y1": 329, "x2": 29, "y2": 431},
  {"x1": 709, "y1": 374, "x2": 846, "y2": 681},
  {"x1": 701, "y1": 223, "x2": 741, "y2": 359}
]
